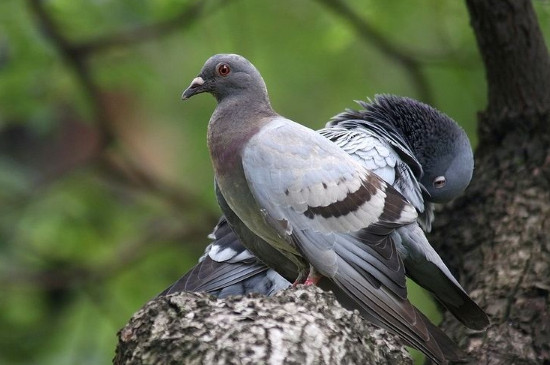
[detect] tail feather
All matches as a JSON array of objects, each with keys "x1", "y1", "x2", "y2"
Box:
[
  {"x1": 395, "y1": 225, "x2": 490, "y2": 330},
  {"x1": 318, "y1": 277, "x2": 454, "y2": 365},
  {"x1": 406, "y1": 261, "x2": 490, "y2": 331}
]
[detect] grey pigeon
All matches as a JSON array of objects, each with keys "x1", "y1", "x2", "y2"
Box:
[
  {"x1": 164, "y1": 94, "x2": 488, "y2": 331},
  {"x1": 180, "y1": 53, "x2": 467, "y2": 364},
  {"x1": 321, "y1": 96, "x2": 488, "y2": 330}
]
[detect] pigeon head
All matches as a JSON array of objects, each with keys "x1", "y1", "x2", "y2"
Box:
[
  {"x1": 367, "y1": 95, "x2": 474, "y2": 203},
  {"x1": 182, "y1": 54, "x2": 270, "y2": 104}
]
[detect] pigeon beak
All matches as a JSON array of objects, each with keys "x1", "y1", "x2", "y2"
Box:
[{"x1": 181, "y1": 76, "x2": 206, "y2": 100}]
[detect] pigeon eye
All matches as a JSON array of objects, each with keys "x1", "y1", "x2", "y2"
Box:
[
  {"x1": 433, "y1": 176, "x2": 446, "y2": 189},
  {"x1": 217, "y1": 64, "x2": 231, "y2": 77}
]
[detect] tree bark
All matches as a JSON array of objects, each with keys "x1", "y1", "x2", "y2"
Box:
[
  {"x1": 114, "y1": 286, "x2": 413, "y2": 364},
  {"x1": 466, "y1": 0, "x2": 550, "y2": 146},
  {"x1": 430, "y1": 1, "x2": 550, "y2": 364}
]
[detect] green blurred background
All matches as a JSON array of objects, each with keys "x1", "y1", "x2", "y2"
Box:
[{"x1": 1, "y1": 1, "x2": 549, "y2": 364}]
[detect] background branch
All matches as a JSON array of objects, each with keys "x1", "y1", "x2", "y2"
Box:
[
  {"x1": 74, "y1": 0, "x2": 212, "y2": 55},
  {"x1": 27, "y1": 0, "x2": 115, "y2": 146},
  {"x1": 0, "y1": 219, "x2": 208, "y2": 291},
  {"x1": 314, "y1": 0, "x2": 433, "y2": 102},
  {"x1": 26, "y1": 0, "x2": 217, "y2": 216}
]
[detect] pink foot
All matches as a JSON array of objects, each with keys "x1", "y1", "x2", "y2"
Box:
[
  {"x1": 304, "y1": 269, "x2": 321, "y2": 286},
  {"x1": 304, "y1": 275, "x2": 320, "y2": 286},
  {"x1": 293, "y1": 267, "x2": 321, "y2": 286}
]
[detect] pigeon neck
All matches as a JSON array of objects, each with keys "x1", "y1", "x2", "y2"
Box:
[
  {"x1": 207, "y1": 94, "x2": 277, "y2": 176},
  {"x1": 214, "y1": 93, "x2": 277, "y2": 122}
]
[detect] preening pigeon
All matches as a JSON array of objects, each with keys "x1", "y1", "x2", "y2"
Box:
[
  {"x1": 322, "y1": 94, "x2": 476, "y2": 232},
  {"x1": 179, "y1": 53, "x2": 478, "y2": 364},
  {"x1": 321, "y1": 96, "x2": 488, "y2": 329}
]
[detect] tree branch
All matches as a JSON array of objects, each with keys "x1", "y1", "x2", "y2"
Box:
[
  {"x1": 314, "y1": 0, "x2": 433, "y2": 103},
  {"x1": 26, "y1": 0, "x2": 218, "y2": 217},
  {"x1": 115, "y1": 286, "x2": 413, "y2": 365},
  {"x1": 27, "y1": 0, "x2": 114, "y2": 146},
  {"x1": 74, "y1": 0, "x2": 225, "y2": 55},
  {"x1": 95, "y1": 152, "x2": 219, "y2": 221}
]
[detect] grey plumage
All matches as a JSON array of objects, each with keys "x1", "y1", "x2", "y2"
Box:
[
  {"x1": 166, "y1": 93, "x2": 488, "y2": 330},
  {"x1": 160, "y1": 216, "x2": 291, "y2": 298},
  {"x1": 161, "y1": 186, "x2": 296, "y2": 298},
  {"x1": 178, "y1": 53, "x2": 473, "y2": 364},
  {"x1": 322, "y1": 96, "x2": 487, "y2": 329},
  {"x1": 327, "y1": 95, "x2": 474, "y2": 207}
]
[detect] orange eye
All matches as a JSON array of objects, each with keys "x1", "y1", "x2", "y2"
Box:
[{"x1": 217, "y1": 64, "x2": 231, "y2": 76}]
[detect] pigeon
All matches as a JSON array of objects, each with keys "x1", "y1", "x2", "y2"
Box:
[
  {"x1": 164, "y1": 94, "x2": 489, "y2": 331},
  {"x1": 320, "y1": 96, "x2": 488, "y2": 329},
  {"x1": 179, "y1": 53, "x2": 468, "y2": 364}
]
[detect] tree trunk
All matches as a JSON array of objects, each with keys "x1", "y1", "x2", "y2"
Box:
[
  {"x1": 114, "y1": 286, "x2": 413, "y2": 364},
  {"x1": 431, "y1": 0, "x2": 550, "y2": 364}
]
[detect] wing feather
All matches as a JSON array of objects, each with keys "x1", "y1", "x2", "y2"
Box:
[
  {"x1": 319, "y1": 123, "x2": 426, "y2": 216},
  {"x1": 240, "y1": 117, "x2": 453, "y2": 364},
  {"x1": 242, "y1": 118, "x2": 417, "y2": 236}
]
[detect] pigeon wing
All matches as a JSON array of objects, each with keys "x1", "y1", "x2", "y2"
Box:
[{"x1": 241, "y1": 118, "x2": 453, "y2": 364}]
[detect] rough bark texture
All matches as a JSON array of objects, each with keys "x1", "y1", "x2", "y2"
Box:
[
  {"x1": 429, "y1": 1, "x2": 550, "y2": 364},
  {"x1": 114, "y1": 286, "x2": 412, "y2": 365}
]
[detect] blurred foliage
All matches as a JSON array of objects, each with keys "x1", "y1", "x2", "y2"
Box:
[{"x1": 0, "y1": 0, "x2": 549, "y2": 364}]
